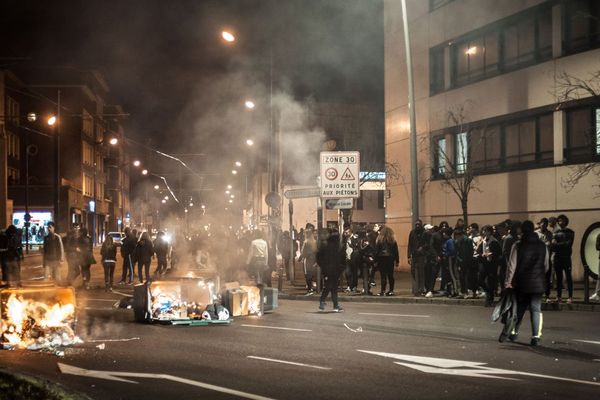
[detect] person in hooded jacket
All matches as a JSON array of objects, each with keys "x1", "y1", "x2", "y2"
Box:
[
  {"x1": 317, "y1": 229, "x2": 345, "y2": 312},
  {"x1": 78, "y1": 227, "x2": 94, "y2": 290},
  {"x1": 153, "y1": 231, "x2": 170, "y2": 276},
  {"x1": 503, "y1": 220, "x2": 548, "y2": 346},
  {"x1": 135, "y1": 232, "x2": 154, "y2": 283},
  {"x1": 101, "y1": 235, "x2": 117, "y2": 291},
  {"x1": 376, "y1": 226, "x2": 400, "y2": 296},
  {"x1": 119, "y1": 228, "x2": 136, "y2": 284},
  {"x1": 0, "y1": 225, "x2": 23, "y2": 286}
]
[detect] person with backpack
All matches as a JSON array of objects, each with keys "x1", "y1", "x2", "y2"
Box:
[
  {"x1": 101, "y1": 235, "x2": 117, "y2": 291},
  {"x1": 503, "y1": 220, "x2": 548, "y2": 346},
  {"x1": 376, "y1": 226, "x2": 400, "y2": 296}
]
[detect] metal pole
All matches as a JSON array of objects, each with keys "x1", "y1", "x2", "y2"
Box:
[
  {"x1": 288, "y1": 200, "x2": 294, "y2": 283},
  {"x1": 24, "y1": 131, "x2": 29, "y2": 254},
  {"x1": 401, "y1": 0, "x2": 419, "y2": 225},
  {"x1": 92, "y1": 141, "x2": 97, "y2": 245},
  {"x1": 54, "y1": 89, "x2": 61, "y2": 228}
]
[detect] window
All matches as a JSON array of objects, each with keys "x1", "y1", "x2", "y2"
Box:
[
  {"x1": 6, "y1": 97, "x2": 20, "y2": 126},
  {"x1": 434, "y1": 3, "x2": 553, "y2": 94},
  {"x1": 82, "y1": 141, "x2": 94, "y2": 165},
  {"x1": 564, "y1": 0, "x2": 600, "y2": 54},
  {"x1": 433, "y1": 136, "x2": 447, "y2": 176},
  {"x1": 455, "y1": 132, "x2": 467, "y2": 173},
  {"x1": 83, "y1": 174, "x2": 93, "y2": 197},
  {"x1": 7, "y1": 167, "x2": 20, "y2": 184},
  {"x1": 377, "y1": 190, "x2": 385, "y2": 209},
  {"x1": 7, "y1": 132, "x2": 20, "y2": 159},
  {"x1": 566, "y1": 107, "x2": 600, "y2": 161},
  {"x1": 82, "y1": 109, "x2": 94, "y2": 137},
  {"x1": 434, "y1": 112, "x2": 554, "y2": 178},
  {"x1": 356, "y1": 192, "x2": 364, "y2": 210},
  {"x1": 97, "y1": 182, "x2": 105, "y2": 200}
]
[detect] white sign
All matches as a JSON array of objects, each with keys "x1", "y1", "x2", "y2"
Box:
[
  {"x1": 320, "y1": 151, "x2": 360, "y2": 198},
  {"x1": 325, "y1": 198, "x2": 353, "y2": 209},
  {"x1": 284, "y1": 187, "x2": 321, "y2": 199}
]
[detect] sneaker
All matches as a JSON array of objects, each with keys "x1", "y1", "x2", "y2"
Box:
[
  {"x1": 333, "y1": 306, "x2": 344, "y2": 313},
  {"x1": 344, "y1": 287, "x2": 351, "y2": 293},
  {"x1": 556, "y1": 297, "x2": 562, "y2": 304},
  {"x1": 567, "y1": 297, "x2": 573, "y2": 304},
  {"x1": 425, "y1": 291, "x2": 433, "y2": 298},
  {"x1": 590, "y1": 293, "x2": 600, "y2": 302},
  {"x1": 530, "y1": 337, "x2": 541, "y2": 347},
  {"x1": 370, "y1": 282, "x2": 376, "y2": 287},
  {"x1": 477, "y1": 291, "x2": 487, "y2": 299},
  {"x1": 385, "y1": 291, "x2": 395, "y2": 296},
  {"x1": 508, "y1": 332, "x2": 519, "y2": 342},
  {"x1": 377, "y1": 292, "x2": 385, "y2": 296},
  {"x1": 305, "y1": 290, "x2": 314, "y2": 296},
  {"x1": 498, "y1": 332, "x2": 508, "y2": 343},
  {"x1": 318, "y1": 301, "x2": 326, "y2": 311}
]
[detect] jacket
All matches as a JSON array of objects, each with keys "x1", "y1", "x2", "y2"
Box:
[
  {"x1": 43, "y1": 232, "x2": 64, "y2": 265},
  {"x1": 101, "y1": 243, "x2": 117, "y2": 263},
  {"x1": 154, "y1": 238, "x2": 170, "y2": 261},
  {"x1": 505, "y1": 233, "x2": 548, "y2": 294},
  {"x1": 135, "y1": 239, "x2": 154, "y2": 264},
  {"x1": 597, "y1": 233, "x2": 600, "y2": 260},
  {"x1": 376, "y1": 240, "x2": 399, "y2": 265},
  {"x1": 121, "y1": 234, "x2": 137, "y2": 257},
  {"x1": 407, "y1": 228, "x2": 430, "y2": 259},
  {"x1": 553, "y1": 227, "x2": 574, "y2": 259},
  {"x1": 454, "y1": 236, "x2": 473, "y2": 266},
  {"x1": 317, "y1": 237, "x2": 345, "y2": 276}
]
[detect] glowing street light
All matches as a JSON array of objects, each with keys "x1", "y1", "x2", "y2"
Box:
[
  {"x1": 227, "y1": 184, "x2": 232, "y2": 189},
  {"x1": 235, "y1": 161, "x2": 242, "y2": 167},
  {"x1": 189, "y1": 202, "x2": 194, "y2": 207},
  {"x1": 109, "y1": 137, "x2": 118, "y2": 145},
  {"x1": 141, "y1": 169, "x2": 148, "y2": 175},
  {"x1": 232, "y1": 170, "x2": 237, "y2": 175},
  {"x1": 246, "y1": 139, "x2": 254, "y2": 146},
  {"x1": 201, "y1": 205, "x2": 206, "y2": 209},
  {"x1": 221, "y1": 31, "x2": 235, "y2": 42},
  {"x1": 228, "y1": 199, "x2": 233, "y2": 203},
  {"x1": 161, "y1": 199, "x2": 166, "y2": 204},
  {"x1": 244, "y1": 100, "x2": 255, "y2": 109},
  {"x1": 225, "y1": 190, "x2": 230, "y2": 194},
  {"x1": 154, "y1": 185, "x2": 160, "y2": 190},
  {"x1": 184, "y1": 208, "x2": 188, "y2": 213},
  {"x1": 164, "y1": 195, "x2": 169, "y2": 200},
  {"x1": 133, "y1": 160, "x2": 141, "y2": 167},
  {"x1": 47, "y1": 116, "x2": 57, "y2": 126},
  {"x1": 230, "y1": 194, "x2": 235, "y2": 199}
]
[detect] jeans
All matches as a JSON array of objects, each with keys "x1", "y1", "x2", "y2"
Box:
[
  {"x1": 554, "y1": 257, "x2": 573, "y2": 299},
  {"x1": 81, "y1": 264, "x2": 91, "y2": 284},
  {"x1": 320, "y1": 272, "x2": 340, "y2": 308},
  {"x1": 45, "y1": 260, "x2": 61, "y2": 282},
  {"x1": 378, "y1": 256, "x2": 395, "y2": 294},
  {"x1": 482, "y1": 262, "x2": 498, "y2": 303},
  {"x1": 103, "y1": 261, "x2": 116, "y2": 286},
  {"x1": 154, "y1": 258, "x2": 167, "y2": 275},
  {"x1": 121, "y1": 254, "x2": 134, "y2": 282},
  {"x1": 515, "y1": 292, "x2": 543, "y2": 338},
  {"x1": 411, "y1": 256, "x2": 426, "y2": 295}
]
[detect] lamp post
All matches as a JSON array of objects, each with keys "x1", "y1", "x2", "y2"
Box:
[{"x1": 92, "y1": 135, "x2": 118, "y2": 245}]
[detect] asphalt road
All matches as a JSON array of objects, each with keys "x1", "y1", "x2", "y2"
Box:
[{"x1": 1, "y1": 290, "x2": 600, "y2": 400}]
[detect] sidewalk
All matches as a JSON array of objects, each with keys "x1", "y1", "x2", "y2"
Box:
[{"x1": 277, "y1": 270, "x2": 600, "y2": 312}]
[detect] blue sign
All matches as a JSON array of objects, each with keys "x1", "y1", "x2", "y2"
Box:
[{"x1": 89, "y1": 200, "x2": 96, "y2": 212}]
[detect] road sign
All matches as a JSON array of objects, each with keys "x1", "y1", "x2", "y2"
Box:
[
  {"x1": 325, "y1": 198, "x2": 353, "y2": 209},
  {"x1": 320, "y1": 151, "x2": 360, "y2": 198},
  {"x1": 284, "y1": 187, "x2": 321, "y2": 199}
]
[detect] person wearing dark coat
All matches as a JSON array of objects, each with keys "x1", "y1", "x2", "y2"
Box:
[
  {"x1": 481, "y1": 225, "x2": 502, "y2": 306},
  {"x1": 153, "y1": 231, "x2": 170, "y2": 276},
  {"x1": 407, "y1": 220, "x2": 430, "y2": 295},
  {"x1": 503, "y1": 220, "x2": 548, "y2": 346},
  {"x1": 101, "y1": 235, "x2": 118, "y2": 291},
  {"x1": 43, "y1": 222, "x2": 64, "y2": 282},
  {"x1": 551, "y1": 214, "x2": 575, "y2": 303},
  {"x1": 0, "y1": 225, "x2": 23, "y2": 286},
  {"x1": 119, "y1": 228, "x2": 136, "y2": 284},
  {"x1": 135, "y1": 232, "x2": 154, "y2": 283},
  {"x1": 78, "y1": 228, "x2": 94, "y2": 289},
  {"x1": 317, "y1": 229, "x2": 345, "y2": 312},
  {"x1": 376, "y1": 226, "x2": 400, "y2": 296}
]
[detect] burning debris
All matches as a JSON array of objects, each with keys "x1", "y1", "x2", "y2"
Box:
[{"x1": 1, "y1": 287, "x2": 81, "y2": 351}]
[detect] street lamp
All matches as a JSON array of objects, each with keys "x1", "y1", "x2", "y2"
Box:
[
  {"x1": 133, "y1": 160, "x2": 141, "y2": 167},
  {"x1": 227, "y1": 184, "x2": 232, "y2": 189},
  {"x1": 244, "y1": 100, "x2": 255, "y2": 109},
  {"x1": 232, "y1": 170, "x2": 237, "y2": 175},
  {"x1": 221, "y1": 31, "x2": 235, "y2": 42},
  {"x1": 246, "y1": 139, "x2": 254, "y2": 146},
  {"x1": 47, "y1": 116, "x2": 56, "y2": 126},
  {"x1": 141, "y1": 169, "x2": 148, "y2": 175},
  {"x1": 235, "y1": 161, "x2": 242, "y2": 167},
  {"x1": 91, "y1": 135, "x2": 118, "y2": 245},
  {"x1": 154, "y1": 184, "x2": 159, "y2": 190}
]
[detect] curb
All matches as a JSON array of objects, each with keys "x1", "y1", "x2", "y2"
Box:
[
  {"x1": 0, "y1": 369, "x2": 91, "y2": 400},
  {"x1": 278, "y1": 293, "x2": 600, "y2": 312}
]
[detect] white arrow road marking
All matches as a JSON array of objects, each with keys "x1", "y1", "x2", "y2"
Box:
[
  {"x1": 111, "y1": 290, "x2": 133, "y2": 297},
  {"x1": 574, "y1": 340, "x2": 600, "y2": 345},
  {"x1": 357, "y1": 350, "x2": 600, "y2": 387},
  {"x1": 247, "y1": 356, "x2": 332, "y2": 370},
  {"x1": 58, "y1": 363, "x2": 277, "y2": 400},
  {"x1": 359, "y1": 313, "x2": 430, "y2": 318},
  {"x1": 86, "y1": 298, "x2": 121, "y2": 302},
  {"x1": 240, "y1": 324, "x2": 312, "y2": 332},
  {"x1": 86, "y1": 337, "x2": 140, "y2": 343}
]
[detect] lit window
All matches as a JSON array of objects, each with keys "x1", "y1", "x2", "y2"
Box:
[
  {"x1": 456, "y1": 132, "x2": 468, "y2": 173},
  {"x1": 596, "y1": 109, "x2": 600, "y2": 155}
]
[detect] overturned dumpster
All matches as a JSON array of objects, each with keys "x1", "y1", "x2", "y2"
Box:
[
  {"x1": 133, "y1": 278, "x2": 231, "y2": 325},
  {"x1": 0, "y1": 283, "x2": 80, "y2": 350}
]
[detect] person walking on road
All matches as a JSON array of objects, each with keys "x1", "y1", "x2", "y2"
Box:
[
  {"x1": 119, "y1": 228, "x2": 136, "y2": 284},
  {"x1": 503, "y1": 220, "x2": 548, "y2": 346},
  {"x1": 0, "y1": 225, "x2": 23, "y2": 286},
  {"x1": 78, "y1": 227, "x2": 95, "y2": 290},
  {"x1": 317, "y1": 229, "x2": 345, "y2": 312},
  {"x1": 135, "y1": 231, "x2": 154, "y2": 283},
  {"x1": 376, "y1": 226, "x2": 399, "y2": 296},
  {"x1": 297, "y1": 229, "x2": 317, "y2": 295},
  {"x1": 43, "y1": 222, "x2": 64, "y2": 282},
  {"x1": 100, "y1": 235, "x2": 117, "y2": 291},
  {"x1": 153, "y1": 231, "x2": 170, "y2": 276},
  {"x1": 552, "y1": 214, "x2": 575, "y2": 304}
]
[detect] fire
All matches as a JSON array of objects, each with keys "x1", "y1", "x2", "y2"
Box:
[{"x1": 1, "y1": 292, "x2": 80, "y2": 350}]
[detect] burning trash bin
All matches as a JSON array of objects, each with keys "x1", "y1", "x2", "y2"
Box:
[
  {"x1": 0, "y1": 284, "x2": 80, "y2": 351},
  {"x1": 133, "y1": 278, "x2": 230, "y2": 325}
]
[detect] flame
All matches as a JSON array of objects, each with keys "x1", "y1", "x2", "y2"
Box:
[{"x1": 1, "y1": 294, "x2": 79, "y2": 350}]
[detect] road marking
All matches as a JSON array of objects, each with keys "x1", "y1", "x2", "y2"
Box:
[
  {"x1": 83, "y1": 307, "x2": 113, "y2": 311},
  {"x1": 86, "y1": 298, "x2": 119, "y2": 302},
  {"x1": 111, "y1": 290, "x2": 133, "y2": 297},
  {"x1": 358, "y1": 350, "x2": 600, "y2": 387},
  {"x1": 247, "y1": 356, "x2": 331, "y2": 371},
  {"x1": 58, "y1": 363, "x2": 277, "y2": 400},
  {"x1": 343, "y1": 323, "x2": 363, "y2": 333},
  {"x1": 359, "y1": 313, "x2": 430, "y2": 318},
  {"x1": 240, "y1": 324, "x2": 312, "y2": 332},
  {"x1": 86, "y1": 338, "x2": 140, "y2": 343},
  {"x1": 574, "y1": 340, "x2": 600, "y2": 345}
]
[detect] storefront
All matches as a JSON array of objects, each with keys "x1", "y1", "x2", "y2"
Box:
[{"x1": 12, "y1": 210, "x2": 53, "y2": 245}]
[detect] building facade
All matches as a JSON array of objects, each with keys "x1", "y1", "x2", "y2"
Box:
[
  {"x1": 385, "y1": 0, "x2": 600, "y2": 279},
  {"x1": 1, "y1": 68, "x2": 131, "y2": 242}
]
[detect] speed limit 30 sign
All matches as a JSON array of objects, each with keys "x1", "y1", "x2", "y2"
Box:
[{"x1": 319, "y1": 151, "x2": 360, "y2": 198}]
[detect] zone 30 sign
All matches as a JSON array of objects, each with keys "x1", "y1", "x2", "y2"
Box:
[{"x1": 319, "y1": 151, "x2": 360, "y2": 198}]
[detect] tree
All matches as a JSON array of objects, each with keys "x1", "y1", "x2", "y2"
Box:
[
  {"x1": 423, "y1": 102, "x2": 486, "y2": 226},
  {"x1": 555, "y1": 69, "x2": 600, "y2": 195}
]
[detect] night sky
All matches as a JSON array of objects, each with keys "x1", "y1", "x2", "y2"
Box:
[{"x1": 1, "y1": 0, "x2": 383, "y2": 202}]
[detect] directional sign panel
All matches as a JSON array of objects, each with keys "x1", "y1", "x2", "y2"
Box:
[
  {"x1": 284, "y1": 187, "x2": 321, "y2": 199},
  {"x1": 325, "y1": 198, "x2": 353, "y2": 210},
  {"x1": 320, "y1": 151, "x2": 360, "y2": 199}
]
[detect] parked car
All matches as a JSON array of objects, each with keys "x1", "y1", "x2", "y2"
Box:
[{"x1": 107, "y1": 231, "x2": 126, "y2": 246}]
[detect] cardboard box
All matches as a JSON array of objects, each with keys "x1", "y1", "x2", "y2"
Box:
[
  {"x1": 240, "y1": 286, "x2": 261, "y2": 314},
  {"x1": 227, "y1": 289, "x2": 248, "y2": 317}
]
